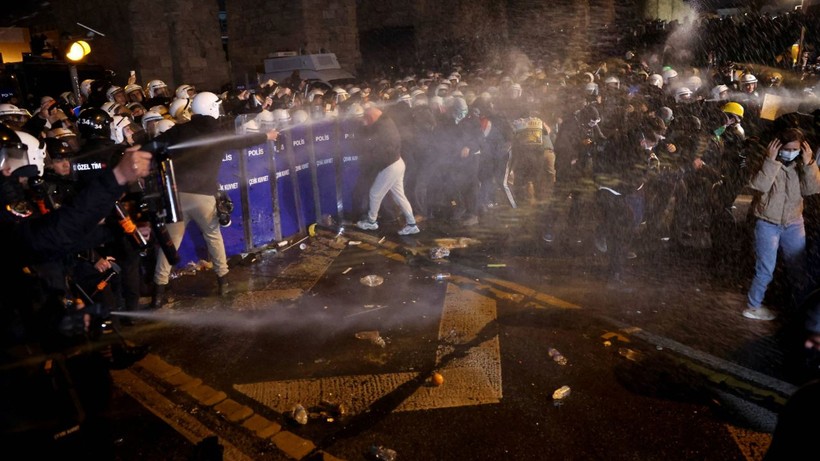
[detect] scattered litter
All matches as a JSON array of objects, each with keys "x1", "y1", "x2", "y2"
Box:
[
  {"x1": 433, "y1": 273, "x2": 451, "y2": 281},
  {"x1": 618, "y1": 347, "x2": 641, "y2": 362},
  {"x1": 170, "y1": 260, "x2": 214, "y2": 279},
  {"x1": 317, "y1": 400, "x2": 346, "y2": 422},
  {"x1": 603, "y1": 340, "x2": 612, "y2": 347},
  {"x1": 342, "y1": 267, "x2": 352, "y2": 274},
  {"x1": 430, "y1": 247, "x2": 450, "y2": 259},
  {"x1": 433, "y1": 237, "x2": 481, "y2": 249},
  {"x1": 299, "y1": 243, "x2": 307, "y2": 250},
  {"x1": 197, "y1": 260, "x2": 213, "y2": 270},
  {"x1": 355, "y1": 330, "x2": 386, "y2": 347},
  {"x1": 548, "y1": 348, "x2": 568, "y2": 366},
  {"x1": 277, "y1": 240, "x2": 289, "y2": 247},
  {"x1": 378, "y1": 236, "x2": 386, "y2": 244},
  {"x1": 486, "y1": 263, "x2": 507, "y2": 268},
  {"x1": 348, "y1": 240, "x2": 362, "y2": 246},
  {"x1": 552, "y1": 385, "x2": 571, "y2": 402},
  {"x1": 360, "y1": 274, "x2": 384, "y2": 287},
  {"x1": 335, "y1": 226, "x2": 345, "y2": 238},
  {"x1": 289, "y1": 404, "x2": 308, "y2": 425},
  {"x1": 367, "y1": 445, "x2": 397, "y2": 461},
  {"x1": 308, "y1": 223, "x2": 317, "y2": 237}
]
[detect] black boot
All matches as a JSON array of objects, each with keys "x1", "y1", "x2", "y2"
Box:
[
  {"x1": 218, "y1": 276, "x2": 229, "y2": 297},
  {"x1": 150, "y1": 284, "x2": 166, "y2": 309}
]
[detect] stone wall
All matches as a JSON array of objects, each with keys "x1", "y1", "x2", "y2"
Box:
[
  {"x1": 49, "y1": 0, "x2": 229, "y2": 92},
  {"x1": 26, "y1": 0, "x2": 647, "y2": 94}
]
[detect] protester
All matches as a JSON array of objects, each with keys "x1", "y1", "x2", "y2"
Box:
[
  {"x1": 355, "y1": 106, "x2": 420, "y2": 235},
  {"x1": 743, "y1": 128, "x2": 820, "y2": 321}
]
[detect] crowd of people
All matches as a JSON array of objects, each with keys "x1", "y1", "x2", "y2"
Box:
[{"x1": 3, "y1": 6, "x2": 820, "y2": 455}]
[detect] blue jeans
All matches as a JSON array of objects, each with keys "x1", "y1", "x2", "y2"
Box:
[{"x1": 747, "y1": 218, "x2": 810, "y2": 309}]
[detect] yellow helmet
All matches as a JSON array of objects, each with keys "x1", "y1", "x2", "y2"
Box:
[{"x1": 721, "y1": 102, "x2": 744, "y2": 119}]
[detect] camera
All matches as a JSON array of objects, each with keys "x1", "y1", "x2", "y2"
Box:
[
  {"x1": 71, "y1": 141, "x2": 182, "y2": 265},
  {"x1": 215, "y1": 190, "x2": 233, "y2": 227},
  {"x1": 134, "y1": 140, "x2": 182, "y2": 265}
]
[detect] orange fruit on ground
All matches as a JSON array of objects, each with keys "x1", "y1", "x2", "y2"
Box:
[{"x1": 432, "y1": 372, "x2": 444, "y2": 386}]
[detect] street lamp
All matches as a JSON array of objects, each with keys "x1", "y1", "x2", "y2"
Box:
[{"x1": 65, "y1": 40, "x2": 91, "y2": 106}]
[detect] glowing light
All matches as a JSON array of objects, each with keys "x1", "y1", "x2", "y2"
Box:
[{"x1": 66, "y1": 40, "x2": 91, "y2": 62}]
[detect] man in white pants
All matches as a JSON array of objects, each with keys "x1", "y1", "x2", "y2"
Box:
[{"x1": 355, "y1": 106, "x2": 420, "y2": 236}]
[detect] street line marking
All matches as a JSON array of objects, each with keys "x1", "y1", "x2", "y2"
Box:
[{"x1": 234, "y1": 282, "x2": 502, "y2": 414}]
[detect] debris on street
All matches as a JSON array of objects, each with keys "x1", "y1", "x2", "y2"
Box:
[
  {"x1": 355, "y1": 330, "x2": 386, "y2": 348},
  {"x1": 360, "y1": 274, "x2": 384, "y2": 286}
]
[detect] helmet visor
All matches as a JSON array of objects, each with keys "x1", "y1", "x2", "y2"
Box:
[{"x1": 0, "y1": 142, "x2": 27, "y2": 168}]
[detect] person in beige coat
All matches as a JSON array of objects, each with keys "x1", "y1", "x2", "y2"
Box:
[{"x1": 743, "y1": 127, "x2": 820, "y2": 321}]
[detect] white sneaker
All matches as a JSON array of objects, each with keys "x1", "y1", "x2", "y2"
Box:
[
  {"x1": 398, "y1": 224, "x2": 420, "y2": 235},
  {"x1": 742, "y1": 306, "x2": 776, "y2": 321},
  {"x1": 356, "y1": 219, "x2": 379, "y2": 231}
]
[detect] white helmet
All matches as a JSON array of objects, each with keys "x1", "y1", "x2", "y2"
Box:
[
  {"x1": 307, "y1": 88, "x2": 325, "y2": 103},
  {"x1": 686, "y1": 76, "x2": 702, "y2": 90},
  {"x1": 0, "y1": 103, "x2": 29, "y2": 119},
  {"x1": 584, "y1": 82, "x2": 599, "y2": 96},
  {"x1": 711, "y1": 84, "x2": 730, "y2": 100},
  {"x1": 175, "y1": 84, "x2": 196, "y2": 100},
  {"x1": 141, "y1": 110, "x2": 165, "y2": 134},
  {"x1": 101, "y1": 101, "x2": 122, "y2": 117},
  {"x1": 124, "y1": 83, "x2": 143, "y2": 96},
  {"x1": 191, "y1": 91, "x2": 223, "y2": 119},
  {"x1": 0, "y1": 104, "x2": 32, "y2": 130},
  {"x1": 106, "y1": 85, "x2": 125, "y2": 102},
  {"x1": 741, "y1": 73, "x2": 758, "y2": 84},
  {"x1": 14, "y1": 130, "x2": 46, "y2": 177},
  {"x1": 111, "y1": 115, "x2": 130, "y2": 144},
  {"x1": 332, "y1": 87, "x2": 350, "y2": 105},
  {"x1": 271, "y1": 108, "x2": 291, "y2": 127},
  {"x1": 648, "y1": 74, "x2": 663, "y2": 89},
  {"x1": 662, "y1": 69, "x2": 678, "y2": 84},
  {"x1": 146, "y1": 79, "x2": 169, "y2": 98},
  {"x1": 249, "y1": 110, "x2": 276, "y2": 132},
  {"x1": 674, "y1": 87, "x2": 693, "y2": 103},
  {"x1": 168, "y1": 98, "x2": 193, "y2": 122},
  {"x1": 292, "y1": 109, "x2": 309, "y2": 124},
  {"x1": 604, "y1": 75, "x2": 620, "y2": 89},
  {"x1": 80, "y1": 79, "x2": 95, "y2": 98},
  {"x1": 156, "y1": 119, "x2": 176, "y2": 135},
  {"x1": 658, "y1": 107, "x2": 674, "y2": 125}
]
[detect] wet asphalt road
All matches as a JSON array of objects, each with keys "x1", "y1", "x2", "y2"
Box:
[{"x1": 24, "y1": 202, "x2": 820, "y2": 460}]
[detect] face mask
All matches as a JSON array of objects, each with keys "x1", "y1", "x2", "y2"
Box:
[
  {"x1": 713, "y1": 126, "x2": 726, "y2": 138},
  {"x1": 778, "y1": 149, "x2": 801, "y2": 163},
  {"x1": 454, "y1": 110, "x2": 467, "y2": 124}
]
